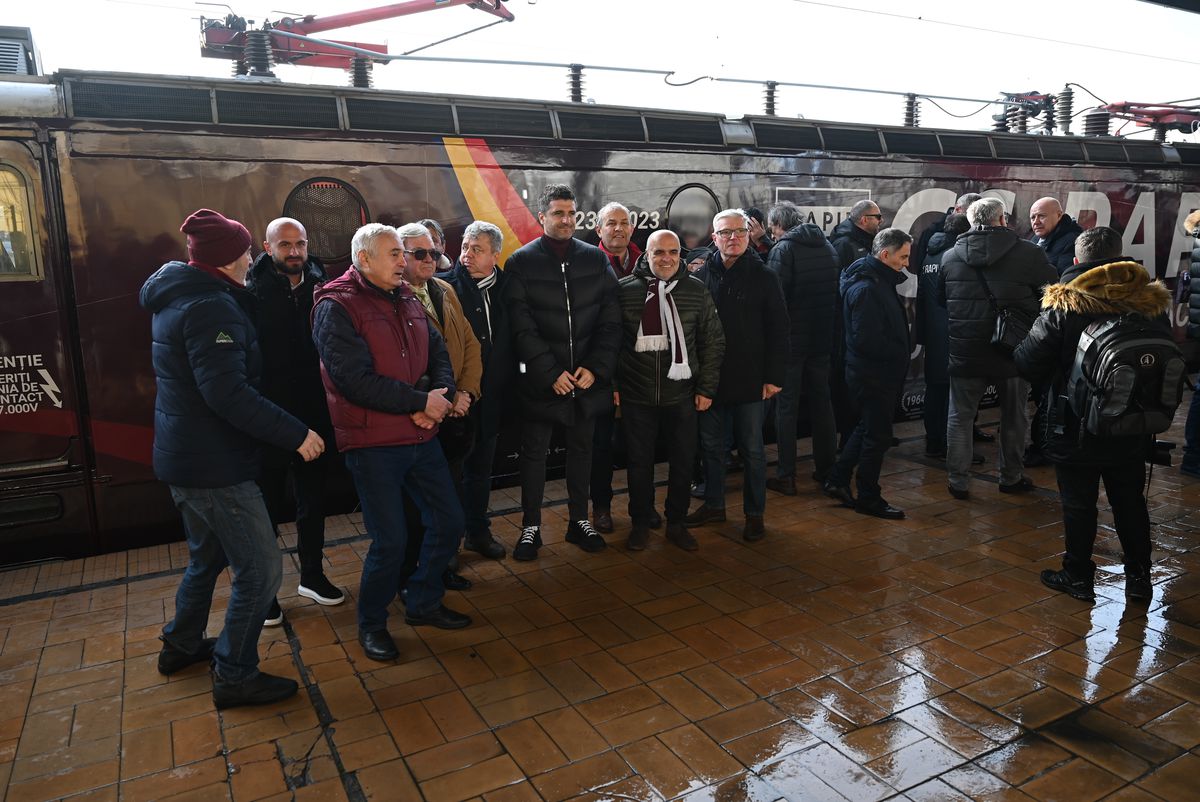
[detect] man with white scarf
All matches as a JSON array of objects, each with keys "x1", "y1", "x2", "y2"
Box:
[{"x1": 614, "y1": 230, "x2": 725, "y2": 551}]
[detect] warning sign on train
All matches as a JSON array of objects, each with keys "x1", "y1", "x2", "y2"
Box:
[{"x1": 0, "y1": 353, "x2": 61, "y2": 414}]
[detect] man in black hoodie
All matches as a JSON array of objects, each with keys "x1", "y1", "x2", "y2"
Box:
[
  {"x1": 246, "y1": 217, "x2": 344, "y2": 624},
  {"x1": 505, "y1": 185, "x2": 621, "y2": 561},
  {"x1": 1015, "y1": 227, "x2": 1167, "y2": 603},
  {"x1": 822, "y1": 229, "x2": 912, "y2": 519},
  {"x1": 938, "y1": 198, "x2": 1056, "y2": 500},
  {"x1": 765, "y1": 201, "x2": 839, "y2": 492}
]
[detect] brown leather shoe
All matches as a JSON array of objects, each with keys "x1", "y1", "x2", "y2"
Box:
[
  {"x1": 665, "y1": 523, "x2": 698, "y2": 551},
  {"x1": 766, "y1": 476, "x2": 797, "y2": 496},
  {"x1": 684, "y1": 504, "x2": 726, "y2": 526},
  {"x1": 625, "y1": 525, "x2": 650, "y2": 551},
  {"x1": 743, "y1": 515, "x2": 765, "y2": 542},
  {"x1": 593, "y1": 509, "x2": 614, "y2": 533}
]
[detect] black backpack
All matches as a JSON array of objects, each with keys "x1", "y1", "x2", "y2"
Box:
[{"x1": 1067, "y1": 315, "x2": 1187, "y2": 437}]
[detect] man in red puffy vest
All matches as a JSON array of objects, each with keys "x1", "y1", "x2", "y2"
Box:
[{"x1": 312, "y1": 223, "x2": 471, "y2": 662}]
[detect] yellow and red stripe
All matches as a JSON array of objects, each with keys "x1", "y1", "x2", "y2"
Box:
[{"x1": 444, "y1": 137, "x2": 542, "y2": 264}]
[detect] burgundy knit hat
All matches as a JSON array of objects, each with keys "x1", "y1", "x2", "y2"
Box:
[{"x1": 180, "y1": 208, "x2": 252, "y2": 268}]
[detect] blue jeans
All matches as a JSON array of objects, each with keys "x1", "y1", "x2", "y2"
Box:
[
  {"x1": 163, "y1": 481, "x2": 282, "y2": 683},
  {"x1": 1182, "y1": 377, "x2": 1200, "y2": 473},
  {"x1": 775, "y1": 353, "x2": 836, "y2": 480},
  {"x1": 699, "y1": 400, "x2": 766, "y2": 516},
  {"x1": 344, "y1": 442, "x2": 464, "y2": 632}
]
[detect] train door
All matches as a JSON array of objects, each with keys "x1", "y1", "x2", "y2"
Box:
[{"x1": 0, "y1": 134, "x2": 96, "y2": 563}]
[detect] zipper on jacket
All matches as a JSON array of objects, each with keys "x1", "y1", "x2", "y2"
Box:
[{"x1": 561, "y1": 261, "x2": 576, "y2": 397}]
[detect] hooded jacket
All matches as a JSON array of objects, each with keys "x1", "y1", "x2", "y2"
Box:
[
  {"x1": 312, "y1": 266, "x2": 455, "y2": 450},
  {"x1": 1034, "y1": 213, "x2": 1085, "y2": 275},
  {"x1": 1014, "y1": 259, "x2": 1171, "y2": 464},
  {"x1": 614, "y1": 258, "x2": 725, "y2": 407},
  {"x1": 1186, "y1": 210, "x2": 1200, "y2": 339},
  {"x1": 504, "y1": 236, "x2": 621, "y2": 425},
  {"x1": 140, "y1": 261, "x2": 308, "y2": 488},
  {"x1": 937, "y1": 226, "x2": 1057, "y2": 378},
  {"x1": 439, "y1": 262, "x2": 515, "y2": 439},
  {"x1": 839, "y1": 255, "x2": 910, "y2": 388},
  {"x1": 828, "y1": 217, "x2": 874, "y2": 270},
  {"x1": 767, "y1": 223, "x2": 840, "y2": 356},
  {"x1": 245, "y1": 251, "x2": 330, "y2": 434},
  {"x1": 694, "y1": 248, "x2": 790, "y2": 404}
]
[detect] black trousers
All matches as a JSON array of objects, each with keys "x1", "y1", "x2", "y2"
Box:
[
  {"x1": 521, "y1": 415, "x2": 596, "y2": 526},
  {"x1": 257, "y1": 446, "x2": 329, "y2": 583},
  {"x1": 622, "y1": 400, "x2": 696, "y2": 526},
  {"x1": 590, "y1": 408, "x2": 617, "y2": 511},
  {"x1": 829, "y1": 380, "x2": 897, "y2": 503},
  {"x1": 1054, "y1": 459, "x2": 1151, "y2": 579}
]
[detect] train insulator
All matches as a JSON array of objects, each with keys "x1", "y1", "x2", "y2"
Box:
[
  {"x1": 1056, "y1": 84, "x2": 1074, "y2": 135},
  {"x1": 1006, "y1": 104, "x2": 1028, "y2": 134},
  {"x1": 244, "y1": 29, "x2": 276, "y2": 78},
  {"x1": 903, "y1": 93, "x2": 920, "y2": 128},
  {"x1": 1083, "y1": 110, "x2": 1111, "y2": 137},
  {"x1": 567, "y1": 64, "x2": 584, "y2": 103},
  {"x1": 764, "y1": 81, "x2": 778, "y2": 117},
  {"x1": 349, "y1": 57, "x2": 373, "y2": 88}
]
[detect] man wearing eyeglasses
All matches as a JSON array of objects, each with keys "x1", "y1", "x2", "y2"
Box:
[
  {"x1": 829, "y1": 200, "x2": 884, "y2": 270},
  {"x1": 395, "y1": 222, "x2": 482, "y2": 596},
  {"x1": 505, "y1": 184, "x2": 622, "y2": 561},
  {"x1": 686, "y1": 209, "x2": 790, "y2": 542}
]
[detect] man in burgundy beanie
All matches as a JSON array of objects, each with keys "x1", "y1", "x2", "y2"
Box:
[{"x1": 140, "y1": 208, "x2": 326, "y2": 709}]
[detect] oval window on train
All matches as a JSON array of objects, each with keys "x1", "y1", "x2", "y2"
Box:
[
  {"x1": 282, "y1": 178, "x2": 370, "y2": 267},
  {"x1": 665, "y1": 183, "x2": 721, "y2": 251},
  {"x1": 0, "y1": 165, "x2": 38, "y2": 280}
]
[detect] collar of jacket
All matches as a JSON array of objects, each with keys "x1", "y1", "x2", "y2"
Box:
[
  {"x1": 600, "y1": 239, "x2": 642, "y2": 273},
  {"x1": 1040, "y1": 260, "x2": 1170, "y2": 317},
  {"x1": 249, "y1": 251, "x2": 325, "y2": 289}
]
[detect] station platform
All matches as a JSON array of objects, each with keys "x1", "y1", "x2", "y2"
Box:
[{"x1": 0, "y1": 414, "x2": 1197, "y2": 802}]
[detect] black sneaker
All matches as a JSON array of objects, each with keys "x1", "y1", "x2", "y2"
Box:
[
  {"x1": 648, "y1": 509, "x2": 663, "y2": 530},
  {"x1": 999, "y1": 476, "x2": 1035, "y2": 494},
  {"x1": 1040, "y1": 569, "x2": 1095, "y2": 602},
  {"x1": 513, "y1": 526, "x2": 542, "y2": 562},
  {"x1": 157, "y1": 636, "x2": 216, "y2": 675},
  {"x1": 212, "y1": 671, "x2": 299, "y2": 710},
  {"x1": 298, "y1": 576, "x2": 345, "y2": 606},
  {"x1": 566, "y1": 520, "x2": 607, "y2": 552},
  {"x1": 1125, "y1": 570, "x2": 1152, "y2": 602},
  {"x1": 264, "y1": 599, "x2": 284, "y2": 627}
]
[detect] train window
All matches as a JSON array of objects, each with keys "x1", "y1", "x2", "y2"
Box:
[
  {"x1": 282, "y1": 179, "x2": 370, "y2": 267},
  {"x1": 665, "y1": 183, "x2": 721, "y2": 251},
  {"x1": 0, "y1": 165, "x2": 38, "y2": 280}
]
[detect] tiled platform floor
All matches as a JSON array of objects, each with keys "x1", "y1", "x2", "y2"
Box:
[{"x1": 1, "y1": 413, "x2": 1198, "y2": 802}]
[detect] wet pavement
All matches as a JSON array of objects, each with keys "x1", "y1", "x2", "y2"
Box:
[{"x1": 1, "y1": 412, "x2": 1198, "y2": 801}]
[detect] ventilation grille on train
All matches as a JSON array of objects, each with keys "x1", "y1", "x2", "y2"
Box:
[
  {"x1": 70, "y1": 82, "x2": 212, "y2": 123},
  {"x1": 345, "y1": 98, "x2": 454, "y2": 133},
  {"x1": 0, "y1": 40, "x2": 29, "y2": 75},
  {"x1": 457, "y1": 106, "x2": 554, "y2": 138},
  {"x1": 646, "y1": 117, "x2": 724, "y2": 145},
  {"x1": 559, "y1": 111, "x2": 644, "y2": 142},
  {"x1": 216, "y1": 90, "x2": 339, "y2": 128}
]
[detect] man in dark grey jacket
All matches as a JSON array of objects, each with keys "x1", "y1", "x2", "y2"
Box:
[
  {"x1": 615, "y1": 230, "x2": 724, "y2": 551},
  {"x1": 766, "y1": 201, "x2": 839, "y2": 492},
  {"x1": 937, "y1": 198, "x2": 1056, "y2": 499}
]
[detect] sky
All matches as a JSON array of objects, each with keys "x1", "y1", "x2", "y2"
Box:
[{"x1": 8, "y1": 0, "x2": 1200, "y2": 141}]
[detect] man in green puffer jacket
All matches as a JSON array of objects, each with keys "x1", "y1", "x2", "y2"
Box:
[{"x1": 614, "y1": 230, "x2": 725, "y2": 551}]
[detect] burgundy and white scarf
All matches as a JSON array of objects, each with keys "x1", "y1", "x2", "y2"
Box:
[{"x1": 636, "y1": 277, "x2": 691, "y2": 380}]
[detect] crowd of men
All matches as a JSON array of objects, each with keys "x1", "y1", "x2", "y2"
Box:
[{"x1": 140, "y1": 186, "x2": 1178, "y2": 709}]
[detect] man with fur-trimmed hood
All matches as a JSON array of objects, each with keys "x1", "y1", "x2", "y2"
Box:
[{"x1": 1015, "y1": 226, "x2": 1171, "y2": 604}]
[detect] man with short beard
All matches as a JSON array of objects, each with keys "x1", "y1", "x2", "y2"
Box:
[{"x1": 246, "y1": 217, "x2": 344, "y2": 623}]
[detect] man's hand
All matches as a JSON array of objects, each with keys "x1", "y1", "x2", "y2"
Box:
[
  {"x1": 296, "y1": 429, "x2": 325, "y2": 462},
  {"x1": 749, "y1": 216, "x2": 766, "y2": 245},
  {"x1": 411, "y1": 411, "x2": 437, "y2": 429},
  {"x1": 450, "y1": 390, "x2": 472, "y2": 417},
  {"x1": 613, "y1": 391, "x2": 620, "y2": 407},
  {"x1": 424, "y1": 387, "x2": 453, "y2": 421},
  {"x1": 695, "y1": 394, "x2": 712, "y2": 412},
  {"x1": 572, "y1": 367, "x2": 595, "y2": 390},
  {"x1": 762, "y1": 384, "x2": 782, "y2": 400},
  {"x1": 552, "y1": 370, "x2": 574, "y2": 395}
]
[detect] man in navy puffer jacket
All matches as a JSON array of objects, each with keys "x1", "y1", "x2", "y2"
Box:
[{"x1": 140, "y1": 208, "x2": 324, "y2": 710}]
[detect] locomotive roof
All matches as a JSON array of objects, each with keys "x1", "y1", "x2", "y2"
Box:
[{"x1": 1, "y1": 69, "x2": 1197, "y2": 169}]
